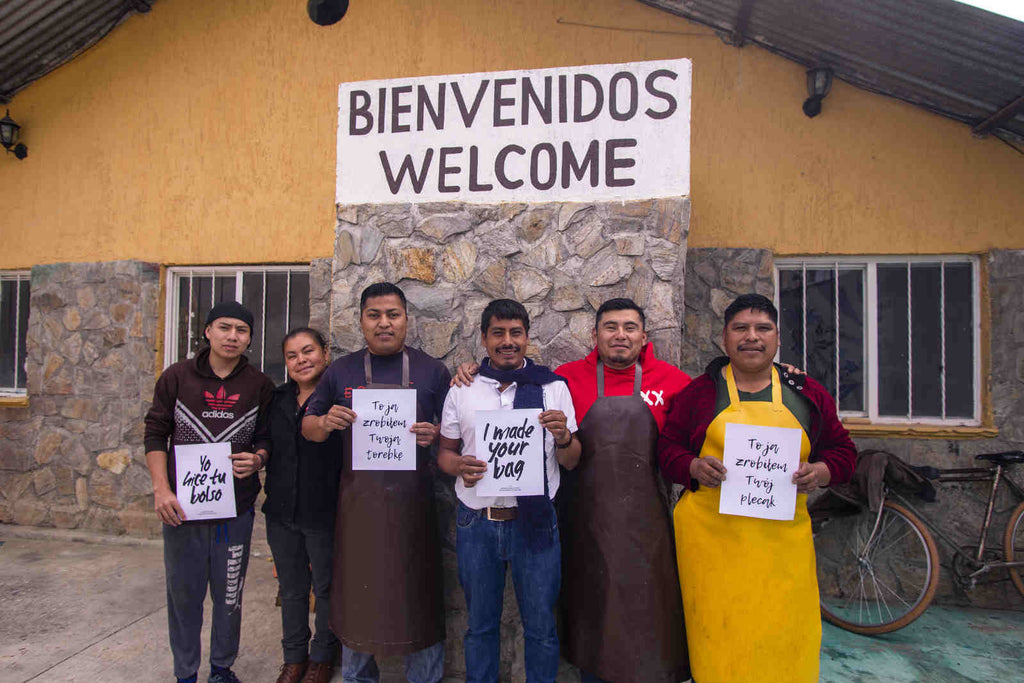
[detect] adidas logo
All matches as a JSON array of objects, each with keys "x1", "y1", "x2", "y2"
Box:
[
  {"x1": 205, "y1": 386, "x2": 240, "y2": 410},
  {"x1": 202, "y1": 409, "x2": 236, "y2": 419}
]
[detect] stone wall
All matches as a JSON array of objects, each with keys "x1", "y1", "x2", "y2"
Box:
[
  {"x1": 0, "y1": 261, "x2": 161, "y2": 535},
  {"x1": 680, "y1": 247, "x2": 774, "y2": 377},
  {"x1": 331, "y1": 198, "x2": 689, "y2": 682}
]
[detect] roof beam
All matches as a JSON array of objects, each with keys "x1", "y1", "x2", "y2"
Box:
[
  {"x1": 727, "y1": 0, "x2": 757, "y2": 47},
  {"x1": 972, "y1": 94, "x2": 1024, "y2": 137}
]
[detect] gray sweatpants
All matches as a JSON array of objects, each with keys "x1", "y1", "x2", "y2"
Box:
[{"x1": 163, "y1": 508, "x2": 254, "y2": 679}]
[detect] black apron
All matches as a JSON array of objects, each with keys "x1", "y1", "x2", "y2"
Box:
[
  {"x1": 329, "y1": 350, "x2": 445, "y2": 655},
  {"x1": 561, "y1": 361, "x2": 689, "y2": 683}
]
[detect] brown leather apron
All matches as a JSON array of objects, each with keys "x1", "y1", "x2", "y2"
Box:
[
  {"x1": 329, "y1": 350, "x2": 445, "y2": 655},
  {"x1": 562, "y1": 361, "x2": 689, "y2": 683}
]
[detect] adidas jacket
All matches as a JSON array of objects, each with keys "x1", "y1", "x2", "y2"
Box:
[{"x1": 144, "y1": 347, "x2": 275, "y2": 519}]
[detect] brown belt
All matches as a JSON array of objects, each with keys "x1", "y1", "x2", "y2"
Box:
[{"x1": 485, "y1": 506, "x2": 518, "y2": 521}]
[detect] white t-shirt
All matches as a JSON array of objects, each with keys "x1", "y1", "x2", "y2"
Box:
[{"x1": 440, "y1": 372, "x2": 577, "y2": 510}]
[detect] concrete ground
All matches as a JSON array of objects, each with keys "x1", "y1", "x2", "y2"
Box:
[{"x1": 2, "y1": 522, "x2": 1023, "y2": 683}]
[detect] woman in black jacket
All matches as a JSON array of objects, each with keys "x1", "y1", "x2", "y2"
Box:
[{"x1": 263, "y1": 328, "x2": 341, "y2": 683}]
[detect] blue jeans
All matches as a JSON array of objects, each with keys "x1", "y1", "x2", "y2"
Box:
[
  {"x1": 341, "y1": 642, "x2": 444, "y2": 683},
  {"x1": 579, "y1": 672, "x2": 610, "y2": 683},
  {"x1": 455, "y1": 502, "x2": 561, "y2": 683}
]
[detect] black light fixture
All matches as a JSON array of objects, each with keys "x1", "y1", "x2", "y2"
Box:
[
  {"x1": 308, "y1": 0, "x2": 348, "y2": 25},
  {"x1": 0, "y1": 110, "x2": 27, "y2": 159},
  {"x1": 802, "y1": 67, "x2": 833, "y2": 118}
]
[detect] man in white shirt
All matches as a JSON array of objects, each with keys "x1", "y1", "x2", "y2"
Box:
[{"x1": 438, "y1": 299, "x2": 581, "y2": 683}]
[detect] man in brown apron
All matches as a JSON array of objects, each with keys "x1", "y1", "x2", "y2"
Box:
[
  {"x1": 302, "y1": 282, "x2": 451, "y2": 683},
  {"x1": 555, "y1": 298, "x2": 691, "y2": 683}
]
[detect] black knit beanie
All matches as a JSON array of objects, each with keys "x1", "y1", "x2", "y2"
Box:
[{"x1": 205, "y1": 301, "x2": 255, "y2": 331}]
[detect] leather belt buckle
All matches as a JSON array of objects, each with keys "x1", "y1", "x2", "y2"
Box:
[{"x1": 486, "y1": 506, "x2": 517, "y2": 522}]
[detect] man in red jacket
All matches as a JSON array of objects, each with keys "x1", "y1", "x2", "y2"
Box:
[{"x1": 555, "y1": 298, "x2": 691, "y2": 683}]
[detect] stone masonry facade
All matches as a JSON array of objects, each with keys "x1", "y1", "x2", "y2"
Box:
[{"x1": 0, "y1": 261, "x2": 160, "y2": 536}]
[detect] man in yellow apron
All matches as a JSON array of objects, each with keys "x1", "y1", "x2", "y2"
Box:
[{"x1": 657, "y1": 294, "x2": 856, "y2": 683}]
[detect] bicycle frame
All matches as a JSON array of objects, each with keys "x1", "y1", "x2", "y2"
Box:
[{"x1": 890, "y1": 463, "x2": 1024, "y2": 584}]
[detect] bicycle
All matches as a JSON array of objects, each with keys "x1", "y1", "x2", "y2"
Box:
[{"x1": 810, "y1": 449, "x2": 1024, "y2": 635}]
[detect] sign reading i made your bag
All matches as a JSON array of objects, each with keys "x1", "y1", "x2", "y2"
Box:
[{"x1": 336, "y1": 59, "x2": 691, "y2": 204}]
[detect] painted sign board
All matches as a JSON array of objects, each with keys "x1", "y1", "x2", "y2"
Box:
[{"x1": 337, "y1": 58, "x2": 691, "y2": 204}]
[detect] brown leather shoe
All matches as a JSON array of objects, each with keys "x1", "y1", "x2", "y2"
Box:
[
  {"x1": 300, "y1": 661, "x2": 333, "y2": 683},
  {"x1": 275, "y1": 661, "x2": 307, "y2": 683}
]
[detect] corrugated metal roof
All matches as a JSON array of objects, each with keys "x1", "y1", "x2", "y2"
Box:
[
  {"x1": 0, "y1": 0, "x2": 153, "y2": 104},
  {"x1": 640, "y1": 0, "x2": 1024, "y2": 145}
]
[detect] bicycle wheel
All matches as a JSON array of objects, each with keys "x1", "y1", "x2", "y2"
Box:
[
  {"x1": 814, "y1": 500, "x2": 939, "y2": 634},
  {"x1": 1003, "y1": 500, "x2": 1024, "y2": 597}
]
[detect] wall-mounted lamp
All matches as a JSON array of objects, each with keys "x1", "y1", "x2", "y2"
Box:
[
  {"x1": 0, "y1": 110, "x2": 27, "y2": 159},
  {"x1": 308, "y1": 0, "x2": 348, "y2": 25},
  {"x1": 802, "y1": 67, "x2": 833, "y2": 118}
]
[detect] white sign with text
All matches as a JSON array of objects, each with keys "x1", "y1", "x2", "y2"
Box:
[
  {"x1": 719, "y1": 423, "x2": 802, "y2": 521},
  {"x1": 351, "y1": 388, "x2": 418, "y2": 470},
  {"x1": 474, "y1": 409, "x2": 544, "y2": 497},
  {"x1": 175, "y1": 442, "x2": 236, "y2": 520},
  {"x1": 337, "y1": 58, "x2": 691, "y2": 204}
]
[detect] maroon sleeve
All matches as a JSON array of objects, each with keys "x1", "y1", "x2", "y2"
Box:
[
  {"x1": 807, "y1": 380, "x2": 857, "y2": 486},
  {"x1": 252, "y1": 375, "x2": 275, "y2": 456},
  {"x1": 657, "y1": 378, "x2": 710, "y2": 490},
  {"x1": 144, "y1": 365, "x2": 178, "y2": 453}
]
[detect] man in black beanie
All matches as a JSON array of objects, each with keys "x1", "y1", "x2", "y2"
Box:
[{"x1": 144, "y1": 300, "x2": 275, "y2": 683}]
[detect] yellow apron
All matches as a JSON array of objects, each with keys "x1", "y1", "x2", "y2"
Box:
[{"x1": 673, "y1": 365, "x2": 820, "y2": 683}]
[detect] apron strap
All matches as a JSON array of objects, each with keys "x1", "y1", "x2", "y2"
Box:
[
  {"x1": 595, "y1": 360, "x2": 643, "y2": 397},
  {"x1": 363, "y1": 349, "x2": 411, "y2": 388},
  {"x1": 724, "y1": 364, "x2": 784, "y2": 413}
]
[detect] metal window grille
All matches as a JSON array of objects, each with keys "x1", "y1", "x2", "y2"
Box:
[
  {"x1": 775, "y1": 256, "x2": 979, "y2": 426},
  {"x1": 0, "y1": 271, "x2": 30, "y2": 395},
  {"x1": 163, "y1": 266, "x2": 310, "y2": 383}
]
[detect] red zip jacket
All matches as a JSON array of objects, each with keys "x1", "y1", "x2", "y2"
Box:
[
  {"x1": 657, "y1": 356, "x2": 856, "y2": 491},
  {"x1": 556, "y1": 343, "x2": 691, "y2": 430}
]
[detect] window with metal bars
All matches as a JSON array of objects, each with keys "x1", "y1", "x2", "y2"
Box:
[
  {"x1": 163, "y1": 266, "x2": 310, "y2": 384},
  {"x1": 775, "y1": 257, "x2": 979, "y2": 425},
  {"x1": 0, "y1": 271, "x2": 30, "y2": 396}
]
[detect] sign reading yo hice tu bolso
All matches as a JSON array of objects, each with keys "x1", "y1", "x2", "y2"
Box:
[{"x1": 337, "y1": 59, "x2": 691, "y2": 204}]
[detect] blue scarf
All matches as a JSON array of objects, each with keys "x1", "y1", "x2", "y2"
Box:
[{"x1": 477, "y1": 357, "x2": 567, "y2": 551}]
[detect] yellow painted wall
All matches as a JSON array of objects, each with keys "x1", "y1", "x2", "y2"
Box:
[{"x1": 1, "y1": 0, "x2": 1021, "y2": 269}]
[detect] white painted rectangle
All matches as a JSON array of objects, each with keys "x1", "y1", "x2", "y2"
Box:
[
  {"x1": 474, "y1": 409, "x2": 544, "y2": 497},
  {"x1": 351, "y1": 388, "x2": 418, "y2": 470},
  {"x1": 337, "y1": 58, "x2": 691, "y2": 204},
  {"x1": 718, "y1": 423, "x2": 801, "y2": 521},
  {"x1": 175, "y1": 442, "x2": 236, "y2": 521}
]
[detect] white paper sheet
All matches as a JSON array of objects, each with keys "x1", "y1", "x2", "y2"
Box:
[
  {"x1": 175, "y1": 442, "x2": 236, "y2": 521},
  {"x1": 474, "y1": 409, "x2": 544, "y2": 497},
  {"x1": 351, "y1": 388, "x2": 418, "y2": 471},
  {"x1": 718, "y1": 422, "x2": 802, "y2": 521}
]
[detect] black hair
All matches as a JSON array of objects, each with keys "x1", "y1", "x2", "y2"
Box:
[
  {"x1": 595, "y1": 297, "x2": 646, "y2": 330},
  {"x1": 480, "y1": 299, "x2": 530, "y2": 335},
  {"x1": 281, "y1": 326, "x2": 328, "y2": 354},
  {"x1": 360, "y1": 282, "x2": 407, "y2": 312},
  {"x1": 723, "y1": 293, "x2": 778, "y2": 326}
]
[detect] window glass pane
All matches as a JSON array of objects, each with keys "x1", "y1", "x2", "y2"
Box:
[
  {"x1": 214, "y1": 275, "x2": 236, "y2": 304},
  {"x1": 264, "y1": 273, "x2": 288, "y2": 383},
  {"x1": 288, "y1": 272, "x2": 310, "y2": 333},
  {"x1": 242, "y1": 273, "x2": 265, "y2": 372},
  {"x1": 838, "y1": 269, "x2": 864, "y2": 412},
  {"x1": 176, "y1": 276, "x2": 191, "y2": 363},
  {"x1": 17, "y1": 280, "x2": 29, "y2": 389},
  {"x1": 192, "y1": 275, "x2": 214, "y2": 358},
  {"x1": 0, "y1": 280, "x2": 15, "y2": 388},
  {"x1": 911, "y1": 264, "x2": 942, "y2": 417},
  {"x1": 778, "y1": 269, "x2": 804, "y2": 370},
  {"x1": 877, "y1": 264, "x2": 909, "y2": 416},
  {"x1": 944, "y1": 263, "x2": 974, "y2": 418},
  {"x1": 804, "y1": 268, "x2": 837, "y2": 400}
]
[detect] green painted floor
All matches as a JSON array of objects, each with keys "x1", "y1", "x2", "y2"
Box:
[{"x1": 820, "y1": 605, "x2": 1024, "y2": 683}]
